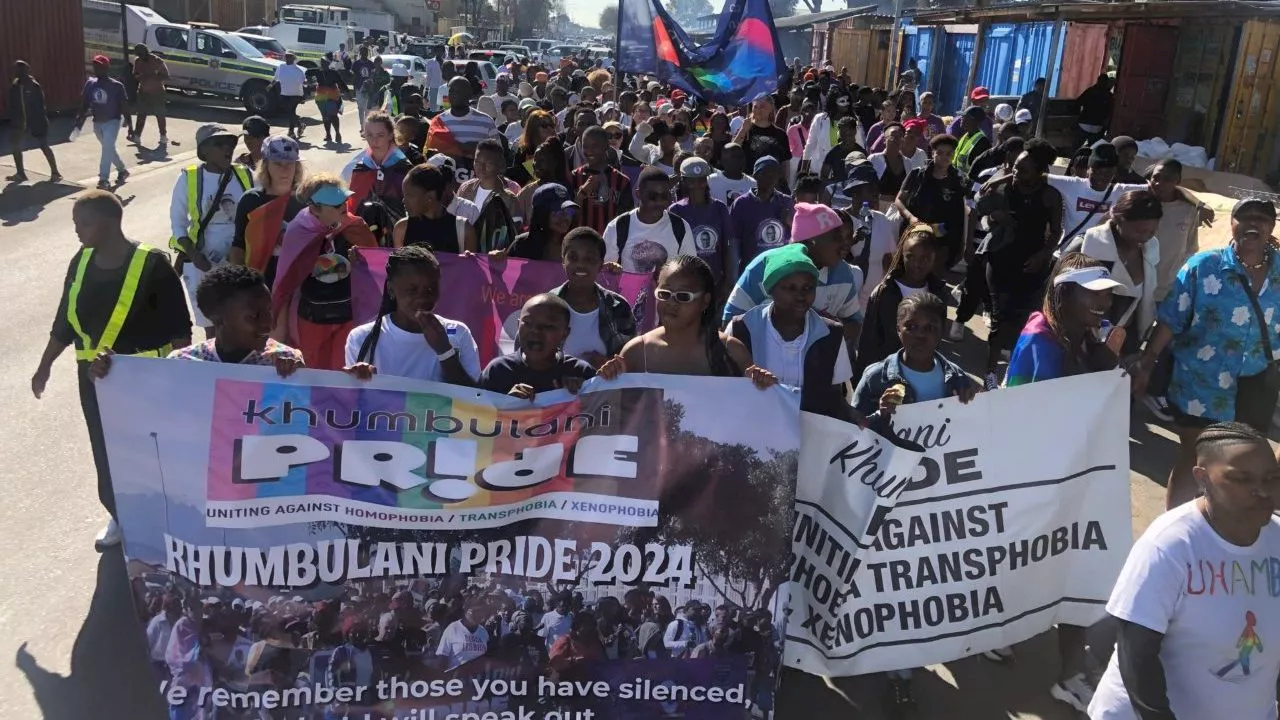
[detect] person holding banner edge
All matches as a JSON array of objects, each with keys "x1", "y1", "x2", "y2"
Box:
[{"x1": 32, "y1": 191, "x2": 192, "y2": 550}]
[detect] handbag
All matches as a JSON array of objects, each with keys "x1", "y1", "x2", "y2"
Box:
[{"x1": 1233, "y1": 271, "x2": 1280, "y2": 431}]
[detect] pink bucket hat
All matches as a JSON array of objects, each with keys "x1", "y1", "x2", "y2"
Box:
[{"x1": 791, "y1": 202, "x2": 843, "y2": 244}]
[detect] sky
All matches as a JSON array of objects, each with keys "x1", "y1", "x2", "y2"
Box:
[{"x1": 562, "y1": 0, "x2": 728, "y2": 28}]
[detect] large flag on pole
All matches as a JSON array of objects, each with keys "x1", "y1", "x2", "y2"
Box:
[{"x1": 616, "y1": 0, "x2": 786, "y2": 106}]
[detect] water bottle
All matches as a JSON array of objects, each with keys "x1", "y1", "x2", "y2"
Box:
[
  {"x1": 859, "y1": 201, "x2": 873, "y2": 228},
  {"x1": 1098, "y1": 319, "x2": 1113, "y2": 342}
]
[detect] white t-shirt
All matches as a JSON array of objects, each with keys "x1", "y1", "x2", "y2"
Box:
[
  {"x1": 1049, "y1": 175, "x2": 1147, "y2": 246},
  {"x1": 708, "y1": 172, "x2": 757, "y2": 207},
  {"x1": 729, "y1": 116, "x2": 745, "y2": 134},
  {"x1": 1088, "y1": 502, "x2": 1280, "y2": 720},
  {"x1": 603, "y1": 210, "x2": 695, "y2": 274},
  {"x1": 504, "y1": 121, "x2": 523, "y2": 145},
  {"x1": 273, "y1": 63, "x2": 306, "y2": 97},
  {"x1": 896, "y1": 280, "x2": 927, "y2": 299},
  {"x1": 435, "y1": 620, "x2": 489, "y2": 669},
  {"x1": 755, "y1": 307, "x2": 854, "y2": 389},
  {"x1": 537, "y1": 609, "x2": 572, "y2": 649},
  {"x1": 344, "y1": 314, "x2": 481, "y2": 382},
  {"x1": 849, "y1": 209, "x2": 897, "y2": 308},
  {"x1": 564, "y1": 307, "x2": 606, "y2": 359},
  {"x1": 473, "y1": 186, "x2": 493, "y2": 210},
  {"x1": 448, "y1": 196, "x2": 480, "y2": 224},
  {"x1": 169, "y1": 167, "x2": 246, "y2": 263}
]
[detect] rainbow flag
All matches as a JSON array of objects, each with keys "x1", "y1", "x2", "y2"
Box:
[{"x1": 617, "y1": 0, "x2": 785, "y2": 106}]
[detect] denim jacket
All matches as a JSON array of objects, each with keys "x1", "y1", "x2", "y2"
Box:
[
  {"x1": 551, "y1": 282, "x2": 636, "y2": 356},
  {"x1": 852, "y1": 349, "x2": 973, "y2": 415}
]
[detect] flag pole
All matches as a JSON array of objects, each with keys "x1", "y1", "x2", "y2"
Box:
[{"x1": 614, "y1": 0, "x2": 624, "y2": 101}]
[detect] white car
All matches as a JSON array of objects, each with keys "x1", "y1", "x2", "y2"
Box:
[
  {"x1": 434, "y1": 59, "x2": 499, "y2": 107},
  {"x1": 381, "y1": 53, "x2": 430, "y2": 87},
  {"x1": 541, "y1": 44, "x2": 584, "y2": 67}
]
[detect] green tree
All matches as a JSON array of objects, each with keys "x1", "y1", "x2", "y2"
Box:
[
  {"x1": 620, "y1": 399, "x2": 796, "y2": 611},
  {"x1": 599, "y1": 4, "x2": 619, "y2": 30},
  {"x1": 667, "y1": 0, "x2": 713, "y2": 24},
  {"x1": 769, "y1": 0, "x2": 799, "y2": 18}
]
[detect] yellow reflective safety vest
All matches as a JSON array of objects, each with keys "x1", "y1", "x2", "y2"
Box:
[
  {"x1": 66, "y1": 244, "x2": 173, "y2": 361},
  {"x1": 169, "y1": 164, "x2": 253, "y2": 253}
]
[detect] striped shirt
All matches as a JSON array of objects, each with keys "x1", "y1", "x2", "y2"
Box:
[
  {"x1": 570, "y1": 165, "x2": 635, "y2": 235},
  {"x1": 723, "y1": 245, "x2": 863, "y2": 326},
  {"x1": 432, "y1": 109, "x2": 499, "y2": 154}
]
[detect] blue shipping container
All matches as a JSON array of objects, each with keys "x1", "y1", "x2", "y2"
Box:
[
  {"x1": 974, "y1": 22, "x2": 1067, "y2": 97},
  {"x1": 937, "y1": 31, "x2": 977, "y2": 115},
  {"x1": 900, "y1": 25, "x2": 937, "y2": 91}
]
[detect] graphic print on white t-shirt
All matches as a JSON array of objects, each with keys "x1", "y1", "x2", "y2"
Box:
[{"x1": 1088, "y1": 503, "x2": 1280, "y2": 720}]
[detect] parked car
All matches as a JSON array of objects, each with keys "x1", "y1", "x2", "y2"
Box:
[
  {"x1": 234, "y1": 32, "x2": 288, "y2": 61},
  {"x1": 498, "y1": 45, "x2": 531, "y2": 63},
  {"x1": 381, "y1": 53, "x2": 431, "y2": 88},
  {"x1": 436, "y1": 59, "x2": 498, "y2": 105},
  {"x1": 541, "y1": 44, "x2": 584, "y2": 67},
  {"x1": 467, "y1": 49, "x2": 517, "y2": 67}
]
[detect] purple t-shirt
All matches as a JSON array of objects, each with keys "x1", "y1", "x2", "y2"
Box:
[
  {"x1": 730, "y1": 190, "x2": 794, "y2": 270},
  {"x1": 669, "y1": 197, "x2": 733, "y2": 283},
  {"x1": 83, "y1": 77, "x2": 127, "y2": 123}
]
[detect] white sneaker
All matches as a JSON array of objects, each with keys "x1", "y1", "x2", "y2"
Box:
[
  {"x1": 94, "y1": 518, "x2": 122, "y2": 550},
  {"x1": 947, "y1": 320, "x2": 965, "y2": 342},
  {"x1": 1050, "y1": 673, "x2": 1094, "y2": 713},
  {"x1": 1143, "y1": 394, "x2": 1173, "y2": 422}
]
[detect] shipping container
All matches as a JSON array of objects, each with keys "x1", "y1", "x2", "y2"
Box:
[
  {"x1": 1218, "y1": 19, "x2": 1280, "y2": 182},
  {"x1": 899, "y1": 25, "x2": 937, "y2": 91},
  {"x1": 1, "y1": 0, "x2": 87, "y2": 119},
  {"x1": 1056, "y1": 22, "x2": 1108, "y2": 100},
  {"x1": 1111, "y1": 23, "x2": 1180, "y2": 139},
  {"x1": 936, "y1": 28, "x2": 977, "y2": 115},
  {"x1": 973, "y1": 22, "x2": 1065, "y2": 97},
  {"x1": 1163, "y1": 23, "x2": 1238, "y2": 152}
]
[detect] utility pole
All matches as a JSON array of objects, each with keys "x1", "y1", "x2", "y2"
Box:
[{"x1": 886, "y1": 0, "x2": 904, "y2": 87}]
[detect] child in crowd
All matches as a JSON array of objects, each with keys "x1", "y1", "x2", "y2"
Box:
[
  {"x1": 726, "y1": 243, "x2": 855, "y2": 420},
  {"x1": 345, "y1": 245, "x2": 481, "y2": 385},
  {"x1": 479, "y1": 294, "x2": 597, "y2": 399},
  {"x1": 855, "y1": 224, "x2": 948, "y2": 377},
  {"x1": 392, "y1": 164, "x2": 473, "y2": 253},
  {"x1": 550, "y1": 227, "x2": 636, "y2": 367},
  {"x1": 91, "y1": 264, "x2": 304, "y2": 377}
]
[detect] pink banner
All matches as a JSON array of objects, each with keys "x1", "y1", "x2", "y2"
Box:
[{"x1": 351, "y1": 249, "x2": 655, "y2": 364}]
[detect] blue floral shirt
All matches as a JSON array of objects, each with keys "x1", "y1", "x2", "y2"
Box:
[{"x1": 1158, "y1": 245, "x2": 1280, "y2": 421}]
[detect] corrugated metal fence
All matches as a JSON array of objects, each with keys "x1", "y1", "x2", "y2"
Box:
[
  {"x1": 974, "y1": 22, "x2": 1066, "y2": 98},
  {"x1": 1, "y1": 0, "x2": 88, "y2": 119}
]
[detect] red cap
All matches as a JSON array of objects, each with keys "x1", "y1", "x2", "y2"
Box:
[
  {"x1": 671, "y1": 89, "x2": 686, "y2": 100},
  {"x1": 970, "y1": 86, "x2": 990, "y2": 101},
  {"x1": 92, "y1": 54, "x2": 111, "y2": 65}
]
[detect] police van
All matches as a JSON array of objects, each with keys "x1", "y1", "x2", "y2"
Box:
[
  {"x1": 266, "y1": 4, "x2": 357, "y2": 69},
  {"x1": 82, "y1": 1, "x2": 284, "y2": 114}
]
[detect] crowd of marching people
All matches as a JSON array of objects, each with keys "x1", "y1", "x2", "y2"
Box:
[
  {"x1": 135, "y1": 575, "x2": 782, "y2": 720},
  {"x1": 27, "y1": 43, "x2": 1280, "y2": 720}
]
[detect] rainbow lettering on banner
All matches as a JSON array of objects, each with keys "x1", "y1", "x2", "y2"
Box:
[{"x1": 204, "y1": 379, "x2": 658, "y2": 529}]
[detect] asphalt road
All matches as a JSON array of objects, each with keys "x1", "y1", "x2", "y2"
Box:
[{"x1": 0, "y1": 101, "x2": 1175, "y2": 720}]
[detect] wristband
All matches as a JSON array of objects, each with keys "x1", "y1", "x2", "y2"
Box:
[{"x1": 437, "y1": 347, "x2": 458, "y2": 362}]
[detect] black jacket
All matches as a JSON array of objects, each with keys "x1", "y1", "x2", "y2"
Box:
[{"x1": 854, "y1": 274, "x2": 949, "y2": 379}]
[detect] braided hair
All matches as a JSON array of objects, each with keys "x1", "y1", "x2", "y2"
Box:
[
  {"x1": 659, "y1": 255, "x2": 739, "y2": 377},
  {"x1": 1196, "y1": 422, "x2": 1270, "y2": 464},
  {"x1": 356, "y1": 245, "x2": 441, "y2": 363}
]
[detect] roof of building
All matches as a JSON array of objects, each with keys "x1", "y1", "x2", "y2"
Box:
[{"x1": 774, "y1": 4, "x2": 881, "y2": 29}]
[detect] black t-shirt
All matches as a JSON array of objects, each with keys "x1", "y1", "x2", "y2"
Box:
[
  {"x1": 479, "y1": 352, "x2": 596, "y2": 394},
  {"x1": 743, "y1": 124, "x2": 792, "y2": 168},
  {"x1": 52, "y1": 244, "x2": 192, "y2": 357}
]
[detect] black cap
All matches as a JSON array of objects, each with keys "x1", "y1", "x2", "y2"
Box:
[
  {"x1": 1089, "y1": 142, "x2": 1119, "y2": 169},
  {"x1": 1232, "y1": 197, "x2": 1277, "y2": 220},
  {"x1": 241, "y1": 115, "x2": 271, "y2": 139}
]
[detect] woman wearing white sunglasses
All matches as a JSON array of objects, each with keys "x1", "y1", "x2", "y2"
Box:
[{"x1": 598, "y1": 255, "x2": 774, "y2": 387}]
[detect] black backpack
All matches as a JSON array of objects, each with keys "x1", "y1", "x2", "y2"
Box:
[{"x1": 615, "y1": 211, "x2": 687, "y2": 255}]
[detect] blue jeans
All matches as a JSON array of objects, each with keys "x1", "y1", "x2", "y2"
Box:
[{"x1": 93, "y1": 118, "x2": 126, "y2": 182}]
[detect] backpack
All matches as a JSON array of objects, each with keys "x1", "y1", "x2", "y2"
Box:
[{"x1": 615, "y1": 211, "x2": 687, "y2": 255}]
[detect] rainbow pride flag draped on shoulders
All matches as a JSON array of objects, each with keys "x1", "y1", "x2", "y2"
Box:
[{"x1": 617, "y1": 0, "x2": 785, "y2": 106}]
